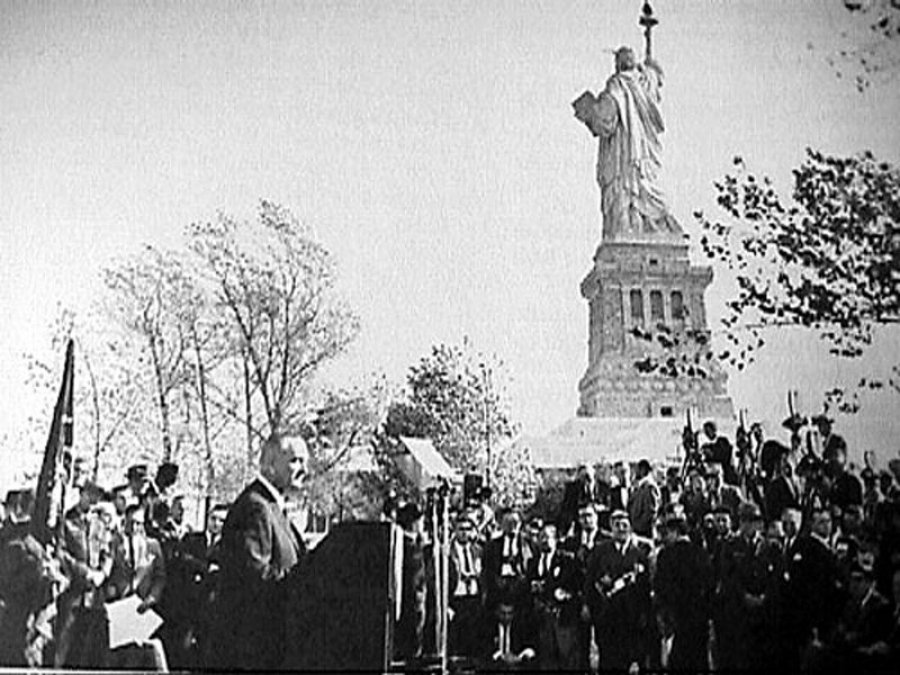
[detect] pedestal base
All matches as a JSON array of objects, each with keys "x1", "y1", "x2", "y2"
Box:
[{"x1": 578, "y1": 241, "x2": 733, "y2": 420}]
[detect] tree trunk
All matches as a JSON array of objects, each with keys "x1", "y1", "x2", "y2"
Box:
[
  {"x1": 149, "y1": 333, "x2": 174, "y2": 462},
  {"x1": 191, "y1": 326, "x2": 214, "y2": 523},
  {"x1": 243, "y1": 346, "x2": 254, "y2": 479}
]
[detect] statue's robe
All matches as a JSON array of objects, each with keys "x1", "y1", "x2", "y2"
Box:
[{"x1": 582, "y1": 62, "x2": 682, "y2": 242}]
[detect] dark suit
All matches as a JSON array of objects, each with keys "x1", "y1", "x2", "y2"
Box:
[
  {"x1": 210, "y1": 479, "x2": 305, "y2": 670},
  {"x1": 703, "y1": 436, "x2": 739, "y2": 485},
  {"x1": 585, "y1": 537, "x2": 652, "y2": 670},
  {"x1": 627, "y1": 478, "x2": 660, "y2": 538},
  {"x1": 558, "y1": 478, "x2": 609, "y2": 535},
  {"x1": 560, "y1": 529, "x2": 604, "y2": 670},
  {"x1": 0, "y1": 523, "x2": 57, "y2": 667},
  {"x1": 161, "y1": 531, "x2": 217, "y2": 669},
  {"x1": 448, "y1": 539, "x2": 483, "y2": 658},
  {"x1": 479, "y1": 617, "x2": 537, "y2": 671},
  {"x1": 654, "y1": 538, "x2": 712, "y2": 671},
  {"x1": 483, "y1": 533, "x2": 531, "y2": 608},
  {"x1": 107, "y1": 533, "x2": 166, "y2": 604},
  {"x1": 716, "y1": 532, "x2": 780, "y2": 670},
  {"x1": 765, "y1": 474, "x2": 799, "y2": 523},
  {"x1": 831, "y1": 471, "x2": 863, "y2": 510},
  {"x1": 525, "y1": 549, "x2": 580, "y2": 670},
  {"x1": 55, "y1": 508, "x2": 111, "y2": 668},
  {"x1": 783, "y1": 534, "x2": 846, "y2": 668}
]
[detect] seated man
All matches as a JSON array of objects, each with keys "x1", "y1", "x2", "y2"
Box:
[{"x1": 480, "y1": 595, "x2": 537, "y2": 671}]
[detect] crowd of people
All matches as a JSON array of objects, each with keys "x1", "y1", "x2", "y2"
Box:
[
  {"x1": 0, "y1": 460, "x2": 229, "y2": 670},
  {"x1": 0, "y1": 416, "x2": 899, "y2": 672},
  {"x1": 394, "y1": 416, "x2": 900, "y2": 672}
]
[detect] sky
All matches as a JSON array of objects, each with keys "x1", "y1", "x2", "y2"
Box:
[{"x1": 2, "y1": 0, "x2": 899, "y2": 473}]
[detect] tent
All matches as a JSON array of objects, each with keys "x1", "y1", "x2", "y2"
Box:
[{"x1": 392, "y1": 436, "x2": 461, "y2": 490}]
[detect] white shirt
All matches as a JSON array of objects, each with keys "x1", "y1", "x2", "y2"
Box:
[{"x1": 539, "y1": 552, "x2": 552, "y2": 577}]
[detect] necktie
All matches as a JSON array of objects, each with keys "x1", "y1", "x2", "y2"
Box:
[
  {"x1": 128, "y1": 536, "x2": 137, "y2": 594},
  {"x1": 463, "y1": 544, "x2": 474, "y2": 576},
  {"x1": 501, "y1": 624, "x2": 510, "y2": 654}
]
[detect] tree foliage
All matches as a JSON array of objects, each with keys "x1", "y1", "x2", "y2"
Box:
[
  {"x1": 301, "y1": 376, "x2": 396, "y2": 521},
  {"x1": 23, "y1": 306, "x2": 154, "y2": 481},
  {"x1": 697, "y1": 149, "x2": 899, "y2": 360},
  {"x1": 831, "y1": 0, "x2": 900, "y2": 91},
  {"x1": 385, "y1": 340, "x2": 517, "y2": 470},
  {"x1": 630, "y1": 150, "x2": 899, "y2": 413},
  {"x1": 385, "y1": 339, "x2": 535, "y2": 506}
]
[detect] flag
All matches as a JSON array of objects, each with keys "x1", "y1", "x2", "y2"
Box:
[{"x1": 31, "y1": 338, "x2": 75, "y2": 546}]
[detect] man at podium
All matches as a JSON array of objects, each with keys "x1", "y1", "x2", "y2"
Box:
[{"x1": 208, "y1": 434, "x2": 308, "y2": 670}]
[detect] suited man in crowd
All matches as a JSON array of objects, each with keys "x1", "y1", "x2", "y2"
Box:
[
  {"x1": 627, "y1": 459, "x2": 659, "y2": 539},
  {"x1": 55, "y1": 481, "x2": 111, "y2": 667},
  {"x1": 0, "y1": 488, "x2": 67, "y2": 667},
  {"x1": 706, "y1": 463, "x2": 743, "y2": 521},
  {"x1": 483, "y1": 509, "x2": 532, "y2": 608},
  {"x1": 715, "y1": 501, "x2": 776, "y2": 671},
  {"x1": 394, "y1": 502, "x2": 428, "y2": 663},
  {"x1": 106, "y1": 503, "x2": 168, "y2": 670},
  {"x1": 814, "y1": 414, "x2": 847, "y2": 466},
  {"x1": 525, "y1": 523, "x2": 580, "y2": 670},
  {"x1": 783, "y1": 505, "x2": 846, "y2": 669},
  {"x1": 560, "y1": 503, "x2": 604, "y2": 670},
  {"x1": 831, "y1": 555, "x2": 893, "y2": 669},
  {"x1": 448, "y1": 514, "x2": 483, "y2": 659},
  {"x1": 701, "y1": 421, "x2": 739, "y2": 486},
  {"x1": 654, "y1": 513, "x2": 713, "y2": 672},
  {"x1": 179, "y1": 503, "x2": 228, "y2": 667},
  {"x1": 765, "y1": 445, "x2": 799, "y2": 523},
  {"x1": 210, "y1": 433, "x2": 308, "y2": 670},
  {"x1": 480, "y1": 595, "x2": 537, "y2": 671},
  {"x1": 558, "y1": 464, "x2": 607, "y2": 537},
  {"x1": 585, "y1": 510, "x2": 652, "y2": 672}
]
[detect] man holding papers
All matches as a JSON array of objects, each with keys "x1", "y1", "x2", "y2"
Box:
[{"x1": 105, "y1": 503, "x2": 168, "y2": 669}]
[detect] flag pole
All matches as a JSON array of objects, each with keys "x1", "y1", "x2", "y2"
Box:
[{"x1": 32, "y1": 338, "x2": 75, "y2": 547}]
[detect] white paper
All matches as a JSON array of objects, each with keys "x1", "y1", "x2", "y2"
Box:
[{"x1": 105, "y1": 595, "x2": 163, "y2": 649}]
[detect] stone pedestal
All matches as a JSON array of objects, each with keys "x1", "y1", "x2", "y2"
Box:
[{"x1": 578, "y1": 241, "x2": 733, "y2": 420}]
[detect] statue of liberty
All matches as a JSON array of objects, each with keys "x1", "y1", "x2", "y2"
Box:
[{"x1": 573, "y1": 4, "x2": 684, "y2": 244}]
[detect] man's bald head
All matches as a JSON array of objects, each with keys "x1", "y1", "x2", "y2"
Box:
[{"x1": 260, "y1": 434, "x2": 309, "y2": 492}]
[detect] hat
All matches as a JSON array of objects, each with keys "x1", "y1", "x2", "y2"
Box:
[
  {"x1": 781, "y1": 414, "x2": 808, "y2": 432},
  {"x1": 610, "y1": 509, "x2": 629, "y2": 522},
  {"x1": 811, "y1": 413, "x2": 833, "y2": 426},
  {"x1": 712, "y1": 504, "x2": 732, "y2": 517},
  {"x1": 737, "y1": 501, "x2": 763, "y2": 522},
  {"x1": 126, "y1": 464, "x2": 149, "y2": 480}
]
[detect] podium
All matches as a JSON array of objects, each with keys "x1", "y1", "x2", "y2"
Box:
[{"x1": 283, "y1": 522, "x2": 397, "y2": 671}]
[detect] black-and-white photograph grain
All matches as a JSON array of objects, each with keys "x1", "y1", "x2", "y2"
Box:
[{"x1": 1, "y1": 1, "x2": 899, "y2": 672}]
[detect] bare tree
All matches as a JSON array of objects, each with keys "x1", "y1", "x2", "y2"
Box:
[{"x1": 188, "y1": 201, "x2": 360, "y2": 439}]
